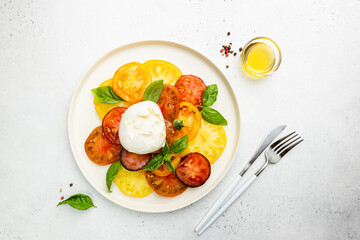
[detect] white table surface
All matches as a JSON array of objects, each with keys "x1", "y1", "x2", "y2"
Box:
[{"x1": 1, "y1": 0, "x2": 359, "y2": 239}]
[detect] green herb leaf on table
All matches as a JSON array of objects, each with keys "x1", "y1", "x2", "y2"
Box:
[
  {"x1": 173, "y1": 119, "x2": 184, "y2": 130},
  {"x1": 91, "y1": 86, "x2": 124, "y2": 103},
  {"x1": 162, "y1": 142, "x2": 170, "y2": 155},
  {"x1": 170, "y1": 135, "x2": 188, "y2": 154},
  {"x1": 142, "y1": 154, "x2": 165, "y2": 171},
  {"x1": 164, "y1": 155, "x2": 175, "y2": 173},
  {"x1": 142, "y1": 80, "x2": 164, "y2": 102},
  {"x1": 200, "y1": 84, "x2": 218, "y2": 108},
  {"x1": 201, "y1": 107, "x2": 228, "y2": 126},
  {"x1": 106, "y1": 161, "x2": 121, "y2": 192},
  {"x1": 57, "y1": 194, "x2": 96, "y2": 210}
]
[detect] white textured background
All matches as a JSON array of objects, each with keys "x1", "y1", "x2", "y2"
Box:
[{"x1": 1, "y1": 0, "x2": 359, "y2": 239}]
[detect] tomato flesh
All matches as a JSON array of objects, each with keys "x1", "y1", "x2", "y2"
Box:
[
  {"x1": 102, "y1": 107, "x2": 127, "y2": 144},
  {"x1": 175, "y1": 75, "x2": 207, "y2": 110},
  {"x1": 175, "y1": 153, "x2": 211, "y2": 187},
  {"x1": 145, "y1": 172, "x2": 187, "y2": 197},
  {"x1": 157, "y1": 84, "x2": 180, "y2": 122},
  {"x1": 151, "y1": 155, "x2": 181, "y2": 177},
  {"x1": 120, "y1": 148, "x2": 151, "y2": 171},
  {"x1": 84, "y1": 126, "x2": 122, "y2": 165}
]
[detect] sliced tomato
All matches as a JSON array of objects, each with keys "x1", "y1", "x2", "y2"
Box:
[
  {"x1": 143, "y1": 60, "x2": 182, "y2": 85},
  {"x1": 165, "y1": 119, "x2": 177, "y2": 145},
  {"x1": 120, "y1": 149, "x2": 151, "y2": 171},
  {"x1": 112, "y1": 62, "x2": 152, "y2": 103},
  {"x1": 157, "y1": 84, "x2": 180, "y2": 122},
  {"x1": 175, "y1": 153, "x2": 211, "y2": 187},
  {"x1": 151, "y1": 155, "x2": 181, "y2": 177},
  {"x1": 84, "y1": 126, "x2": 122, "y2": 165},
  {"x1": 145, "y1": 172, "x2": 187, "y2": 197},
  {"x1": 173, "y1": 102, "x2": 201, "y2": 141},
  {"x1": 175, "y1": 75, "x2": 207, "y2": 110},
  {"x1": 114, "y1": 167, "x2": 153, "y2": 197},
  {"x1": 102, "y1": 107, "x2": 127, "y2": 144}
]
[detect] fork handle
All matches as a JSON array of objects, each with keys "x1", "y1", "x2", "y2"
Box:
[
  {"x1": 197, "y1": 175, "x2": 257, "y2": 235},
  {"x1": 194, "y1": 175, "x2": 242, "y2": 232}
]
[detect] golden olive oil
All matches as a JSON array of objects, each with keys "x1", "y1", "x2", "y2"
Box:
[{"x1": 243, "y1": 42, "x2": 275, "y2": 76}]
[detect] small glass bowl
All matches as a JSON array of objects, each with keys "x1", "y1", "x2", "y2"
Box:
[{"x1": 240, "y1": 37, "x2": 282, "y2": 78}]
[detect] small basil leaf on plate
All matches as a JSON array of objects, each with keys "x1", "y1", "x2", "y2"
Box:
[
  {"x1": 142, "y1": 80, "x2": 164, "y2": 103},
  {"x1": 142, "y1": 154, "x2": 164, "y2": 171},
  {"x1": 201, "y1": 84, "x2": 218, "y2": 108},
  {"x1": 57, "y1": 194, "x2": 96, "y2": 210},
  {"x1": 162, "y1": 142, "x2": 170, "y2": 155},
  {"x1": 91, "y1": 86, "x2": 124, "y2": 103},
  {"x1": 173, "y1": 119, "x2": 184, "y2": 130},
  {"x1": 201, "y1": 107, "x2": 228, "y2": 126},
  {"x1": 164, "y1": 155, "x2": 175, "y2": 173},
  {"x1": 106, "y1": 161, "x2": 121, "y2": 192},
  {"x1": 170, "y1": 135, "x2": 188, "y2": 154}
]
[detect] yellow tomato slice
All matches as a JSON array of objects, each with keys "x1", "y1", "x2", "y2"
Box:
[
  {"x1": 112, "y1": 62, "x2": 152, "y2": 103},
  {"x1": 174, "y1": 102, "x2": 201, "y2": 141},
  {"x1": 143, "y1": 60, "x2": 182, "y2": 85},
  {"x1": 181, "y1": 118, "x2": 226, "y2": 163},
  {"x1": 93, "y1": 79, "x2": 132, "y2": 120},
  {"x1": 114, "y1": 166, "x2": 153, "y2": 197}
]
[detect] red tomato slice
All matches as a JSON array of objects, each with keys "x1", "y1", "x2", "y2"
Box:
[
  {"x1": 175, "y1": 75, "x2": 207, "y2": 110},
  {"x1": 120, "y1": 149, "x2": 151, "y2": 171},
  {"x1": 84, "y1": 126, "x2": 122, "y2": 165},
  {"x1": 175, "y1": 153, "x2": 211, "y2": 187},
  {"x1": 165, "y1": 119, "x2": 178, "y2": 145},
  {"x1": 157, "y1": 84, "x2": 180, "y2": 122},
  {"x1": 145, "y1": 172, "x2": 187, "y2": 197},
  {"x1": 102, "y1": 107, "x2": 127, "y2": 144}
]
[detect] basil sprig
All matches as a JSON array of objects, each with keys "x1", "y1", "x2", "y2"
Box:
[
  {"x1": 199, "y1": 84, "x2": 228, "y2": 126},
  {"x1": 57, "y1": 194, "x2": 96, "y2": 210},
  {"x1": 173, "y1": 119, "x2": 184, "y2": 130},
  {"x1": 142, "y1": 80, "x2": 164, "y2": 102},
  {"x1": 143, "y1": 136, "x2": 188, "y2": 173},
  {"x1": 91, "y1": 86, "x2": 124, "y2": 103},
  {"x1": 200, "y1": 84, "x2": 218, "y2": 108},
  {"x1": 106, "y1": 161, "x2": 121, "y2": 192}
]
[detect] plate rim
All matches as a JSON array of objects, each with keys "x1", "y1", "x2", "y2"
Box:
[{"x1": 68, "y1": 40, "x2": 241, "y2": 213}]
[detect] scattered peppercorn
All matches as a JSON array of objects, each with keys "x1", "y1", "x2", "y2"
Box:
[
  {"x1": 60, "y1": 188, "x2": 63, "y2": 192},
  {"x1": 227, "y1": 32, "x2": 230, "y2": 36},
  {"x1": 226, "y1": 65, "x2": 229, "y2": 68},
  {"x1": 70, "y1": 183, "x2": 73, "y2": 187},
  {"x1": 239, "y1": 47, "x2": 243, "y2": 52},
  {"x1": 220, "y1": 49, "x2": 223, "y2": 53},
  {"x1": 234, "y1": 52, "x2": 237, "y2": 56},
  {"x1": 60, "y1": 196, "x2": 64, "y2": 200}
]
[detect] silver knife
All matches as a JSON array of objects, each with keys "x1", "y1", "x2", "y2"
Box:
[{"x1": 194, "y1": 125, "x2": 286, "y2": 233}]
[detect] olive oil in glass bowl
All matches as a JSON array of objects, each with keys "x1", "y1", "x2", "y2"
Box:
[{"x1": 241, "y1": 37, "x2": 281, "y2": 77}]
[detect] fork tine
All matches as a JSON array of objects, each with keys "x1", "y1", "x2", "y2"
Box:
[
  {"x1": 270, "y1": 131, "x2": 296, "y2": 149},
  {"x1": 279, "y1": 139, "x2": 303, "y2": 157},
  {"x1": 276, "y1": 136, "x2": 300, "y2": 153},
  {"x1": 274, "y1": 134, "x2": 298, "y2": 151}
]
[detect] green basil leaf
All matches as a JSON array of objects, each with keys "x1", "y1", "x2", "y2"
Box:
[
  {"x1": 170, "y1": 135, "x2": 188, "y2": 154},
  {"x1": 201, "y1": 107, "x2": 228, "y2": 126},
  {"x1": 91, "y1": 86, "x2": 123, "y2": 103},
  {"x1": 142, "y1": 80, "x2": 164, "y2": 103},
  {"x1": 162, "y1": 143, "x2": 170, "y2": 155},
  {"x1": 164, "y1": 155, "x2": 175, "y2": 173},
  {"x1": 201, "y1": 84, "x2": 218, "y2": 108},
  {"x1": 173, "y1": 119, "x2": 184, "y2": 130},
  {"x1": 142, "y1": 154, "x2": 164, "y2": 171},
  {"x1": 106, "y1": 161, "x2": 121, "y2": 192},
  {"x1": 57, "y1": 194, "x2": 96, "y2": 210}
]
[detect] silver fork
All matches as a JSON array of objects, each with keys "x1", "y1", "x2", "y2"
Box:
[{"x1": 196, "y1": 132, "x2": 303, "y2": 235}]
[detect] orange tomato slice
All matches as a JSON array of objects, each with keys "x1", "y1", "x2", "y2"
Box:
[
  {"x1": 151, "y1": 155, "x2": 181, "y2": 177},
  {"x1": 173, "y1": 102, "x2": 201, "y2": 141},
  {"x1": 143, "y1": 60, "x2": 182, "y2": 85},
  {"x1": 93, "y1": 79, "x2": 132, "y2": 120},
  {"x1": 112, "y1": 62, "x2": 152, "y2": 103}
]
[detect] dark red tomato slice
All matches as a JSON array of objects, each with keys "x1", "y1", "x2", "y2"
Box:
[
  {"x1": 120, "y1": 148, "x2": 151, "y2": 171},
  {"x1": 157, "y1": 84, "x2": 180, "y2": 122},
  {"x1": 145, "y1": 172, "x2": 187, "y2": 197},
  {"x1": 84, "y1": 126, "x2": 122, "y2": 165},
  {"x1": 102, "y1": 107, "x2": 127, "y2": 144},
  {"x1": 175, "y1": 75, "x2": 207, "y2": 110},
  {"x1": 165, "y1": 119, "x2": 178, "y2": 145},
  {"x1": 175, "y1": 153, "x2": 211, "y2": 187}
]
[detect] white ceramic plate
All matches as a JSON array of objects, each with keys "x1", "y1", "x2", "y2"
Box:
[{"x1": 68, "y1": 40, "x2": 240, "y2": 212}]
